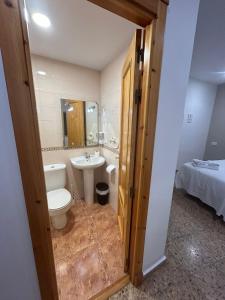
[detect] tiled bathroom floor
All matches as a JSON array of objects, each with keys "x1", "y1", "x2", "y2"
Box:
[
  {"x1": 110, "y1": 189, "x2": 225, "y2": 299},
  {"x1": 51, "y1": 201, "x2": 125, "y2": 300}
]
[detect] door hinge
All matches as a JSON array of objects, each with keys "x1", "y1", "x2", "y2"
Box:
[
  {"x1": 130, "y1": 187, "x2": 135, "y2": 199},
  {"x1": 135, "y1": 88, "x2": 142, "y2": 104},
  {"x1": 137, "y1": 47, "x2": 144, "y2": 64}
]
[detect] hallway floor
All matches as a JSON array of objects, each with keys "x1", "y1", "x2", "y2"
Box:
[
  {"x1": 51, "y1": 201, "x2": 125, "y2": 300},
  {"x1": 111, "y1": 189, "x2": 225, "y2": 299}
]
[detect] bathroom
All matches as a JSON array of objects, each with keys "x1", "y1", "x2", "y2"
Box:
[{"x1": 25, "y1": 0, "x2": 138, "y2": 298}]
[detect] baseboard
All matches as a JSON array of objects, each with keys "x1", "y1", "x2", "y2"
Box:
[{"x1": 143, "y1": 255, "x2": 167, "y2": 277}]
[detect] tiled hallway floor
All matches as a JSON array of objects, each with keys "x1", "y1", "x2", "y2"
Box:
[
  {"x1": 111, "y1": 189, "x2": 225, "y2": 299},
  {"x1": 51, "y1": 201, "x2": 125, "y2": 300}
]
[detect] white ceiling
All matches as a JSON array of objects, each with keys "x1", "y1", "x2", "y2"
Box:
[
  {"x1": 25, "y1": 0, "x2": 138, "y2": 70},
  {"x1": 191, "y1": 0, "x2": 225, "y2": 84}
]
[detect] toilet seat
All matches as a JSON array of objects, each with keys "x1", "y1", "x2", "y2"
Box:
[{"x1": 47, "y1": 188, "x2": 71, "y2": 211}]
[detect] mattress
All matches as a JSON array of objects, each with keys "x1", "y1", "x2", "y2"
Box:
[{"x1": 175, "y1": 160, "x2": 225, "y2": 220}]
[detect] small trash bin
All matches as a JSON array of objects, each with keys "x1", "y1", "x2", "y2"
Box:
[{"x1": 96, "y1": 182, "x2": 109, "y2": 205}]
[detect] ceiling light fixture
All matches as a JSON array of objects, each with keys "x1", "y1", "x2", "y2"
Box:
[
  {"x1": 32, "y1": 13, "x2": 51, "y2": 28},
  {"x1": 67, "y1": 104, "x2": 74, "y2": 112},
  {"x1": 37, "y1": 70, "x2": 46, "y2": 76}
]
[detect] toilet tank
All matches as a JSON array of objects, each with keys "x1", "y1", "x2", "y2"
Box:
[{"x1": 44, "y1": 164, "x2": 66, "y2": 192}]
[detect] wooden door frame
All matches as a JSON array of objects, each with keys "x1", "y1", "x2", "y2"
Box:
[
  {"x1": 89, "y1": 0, "x2": 168, "y2": 286},
  {"x1": 0, "y1": 1, "x2": 58, "y2": 299},
  {"x1": 0, "y1": 0, "x2": 168, "y2": 299},
  {"x1": 130, "y1": 4, "x2": 168, "y2": 285}
]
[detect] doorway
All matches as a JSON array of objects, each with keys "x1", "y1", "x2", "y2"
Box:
[
  {"x1": 26, "y1": 1, "x2": 141, "y2": 298},
  {"x1": 0, "y1": 0, "x2": 168, "y2": 299}
]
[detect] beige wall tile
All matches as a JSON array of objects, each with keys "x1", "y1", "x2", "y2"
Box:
[
  {"x1": 100, "y1": 49, "x2": 127, "y2": 148},
  {"x1": 31, "y1": 55, "x2": 101, "y2": 204},
  {"x1": 32, "y1": 50, "x2": 126, "y2": 211},
  {"x1": 31, "y1": 54, "x2": 100, "y2": 149}
]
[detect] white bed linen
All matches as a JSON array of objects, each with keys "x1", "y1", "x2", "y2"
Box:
[{"x1": 175, "y1": 160, "x2": 225, "y2": 220}]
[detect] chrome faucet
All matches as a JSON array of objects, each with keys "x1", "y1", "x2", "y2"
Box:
[{"x1": 84, "y1": 152, "x2": 90, "y2": 160}]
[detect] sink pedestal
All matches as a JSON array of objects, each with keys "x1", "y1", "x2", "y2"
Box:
[
  {"x1": 70, "y1": 155, "x2": 105, "y2": 206},
  {"x1": 83, "y1": 169, "x2": 94, "y2": 205}
]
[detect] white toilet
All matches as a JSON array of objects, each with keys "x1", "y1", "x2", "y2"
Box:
[{"x1": 44, "y1": 163, "x2": 72, "y2": 229}]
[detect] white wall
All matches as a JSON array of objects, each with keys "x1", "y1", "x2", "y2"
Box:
[
  {"x1": 0, "y1": 53, "x2": 40, "y2": 299},
  {"x1": 143, "y1": 0, "x2": 200, "y2": 274},
  {"x1": 177, "y1": 78, "x2": 217, "y2": 169}
]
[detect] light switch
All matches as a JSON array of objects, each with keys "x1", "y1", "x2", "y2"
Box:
[{"x1": 186, "y1": 113, "x2": 193, "y2": 123}]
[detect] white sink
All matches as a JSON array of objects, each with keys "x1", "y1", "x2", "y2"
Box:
[
  {"x1": 70, "y1": 155, "x2": 105, "y2": 205},
  {"x1": 70, "y1": 155, "x2": 105, "y2": 170}
]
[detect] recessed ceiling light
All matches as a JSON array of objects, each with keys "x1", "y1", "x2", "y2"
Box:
[
  {"x1": 37, "y1": 70, "x2": 46, "y2": 76},
  {"x1": 32, "y1": 13, "x2": 51, "y2": 28}
]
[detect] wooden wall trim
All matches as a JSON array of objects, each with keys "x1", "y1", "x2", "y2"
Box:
[
  {"x1": 0, "y1": 1, "x2": 58, "y2": 299},
  {"x1": 88, "y1": 0, "x2": 156, "y2": 27},
  {"x1": 88, "y1": 0, "x2": 169, "y2": 27},
  {"x1": 130, "y1": 0, "x2": 168, "y2": 285}
]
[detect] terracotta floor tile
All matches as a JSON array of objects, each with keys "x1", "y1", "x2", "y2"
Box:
[
  {"x1": 70, "y1": 200, "x2": 87, "y2": 221},
  {"x1": 55, "y1": 244, "x2": 109, "y2": 300},
  {"x1": 83, "y1": 203, "x2": 102, "y2": 216},
  {"x1": 52, "y1": 235, "x2": 72, "y2": 263},
  {"x1": 51, "y1": 201, "x2": 124, "y2": 299},
  {"x1": 68, "y1": 218, "x2": 94, "y2": 255},
  {"x1": 99, "y1": 236, "x2": 125, "y2": 284},
  {"x1": 93, "y1": 211, "x2": 118, "y2": 242},
  {"x1": 71, "y1": 245, "x2": 110, "y2": 299},
  {"x1": 85, "y1": 203, "x2": 115, "y2": 217},
  {"x1": 55, "y1": 258, "x2": 81, "y2": 300}
]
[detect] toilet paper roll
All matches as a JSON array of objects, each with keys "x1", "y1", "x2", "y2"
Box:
[{"x1": 106, "y1": 164, "x2": 116, "y2": 174}]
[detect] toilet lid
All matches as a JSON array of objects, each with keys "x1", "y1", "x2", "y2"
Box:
[{"x1": 47, "y1": 188, "x2": 71, "y2": 210}]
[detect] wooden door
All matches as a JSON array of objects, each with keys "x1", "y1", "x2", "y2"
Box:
[
  {"x1": 67, "y1": 101, "x2": 85, "y2": 147},
  {"x1": 118, "y1": 29, "x2": 142, "y2": 271}
]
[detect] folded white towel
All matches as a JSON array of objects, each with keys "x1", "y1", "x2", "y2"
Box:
[
  {"x1": 208, "y1": 160, "x2": 220, "y2": 167},
  {"x1": 192, "y1": 163, "x2": 219, "y2": 170},
  {"x1": 192, "y1": 159, "x2": 219, "y2": 170}
]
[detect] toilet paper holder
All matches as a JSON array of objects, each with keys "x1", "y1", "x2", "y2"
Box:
[{"x1": 106, "y1": 164, "x2": 116, "y2": 174}]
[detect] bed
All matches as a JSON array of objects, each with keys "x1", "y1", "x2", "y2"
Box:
[{"x1": 175, "y1": 160, "x2": 225, "y2": 221}]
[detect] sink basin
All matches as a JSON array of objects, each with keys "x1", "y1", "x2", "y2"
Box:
[
  {"x1": 70, "y1": 155, "x2": 105, "y2": 205},
  {"x1": 70, "y1": 155, "x2": 105, "y2": 170}
]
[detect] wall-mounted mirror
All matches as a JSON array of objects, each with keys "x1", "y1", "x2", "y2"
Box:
[{"x1": 61, "y1": 99, "x2": 99, "y2": 148}]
